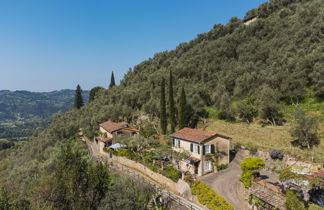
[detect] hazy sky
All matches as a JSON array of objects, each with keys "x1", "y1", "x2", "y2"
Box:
[{"x1": 0, "y1": 0, "x2": 268, "y2": 91}]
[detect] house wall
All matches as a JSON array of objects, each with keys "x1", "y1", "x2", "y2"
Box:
[
  {"x1": 172, "y1": 139, "x2": 201, "y2": 159},
  {"x1": 172, "y1": 136, "x2": 230, "y2": 176},
  {"x1": 207, "y1": 136, "x2": 230, "y2": 165},
  {"x1": 99, "y1": 127, "x2": 113, "y2": 138}
]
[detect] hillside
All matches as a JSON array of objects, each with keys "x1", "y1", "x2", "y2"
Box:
[
  {"x1": 0, "y1": 0, "x2": 323, "y2": 208},
  {"x1": 0, "y1": 89, "x2": 89, "y2": 140}
]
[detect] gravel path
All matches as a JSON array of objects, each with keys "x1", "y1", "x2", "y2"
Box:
[{"x1": 199, "y1": 150, "x2": 250, "y2": 210}]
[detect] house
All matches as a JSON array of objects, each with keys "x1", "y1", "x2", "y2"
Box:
[
  {"x1": 170, "y1": 128, "x2": 231, "y2": 176},
  {"x1": 94, "y1": 121, "x2": 139, "y2": 153}
]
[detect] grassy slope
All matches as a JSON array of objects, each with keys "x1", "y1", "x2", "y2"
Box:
[{"x1": 202, "y1": 99, "x2": 324, "y2": 162}]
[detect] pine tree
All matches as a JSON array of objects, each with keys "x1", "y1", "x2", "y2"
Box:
[
  {"x1": 160, "y1": 78, "x2": 167, "y2": 134},
  {"x1": 74, "y1": 84, "x2": 84, "y2": 109},
  {"x1": 109, "y1": 71, "x2": 116, "y2": 89},
  {"x1": 178, "y1": 87, "x2": 187, "y2": 129},
  {"x1": 168, "y1": 70, "x2": 176, "y2": 133}
]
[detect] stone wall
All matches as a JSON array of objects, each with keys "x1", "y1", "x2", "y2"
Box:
[{"x1": 106, "y1": 153, "x2": 179, "y2": 193}]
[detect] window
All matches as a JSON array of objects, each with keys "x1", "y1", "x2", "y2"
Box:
[
  {"x1": 193, "y1": 144, "x2": 199, "y2": 153},
  {"x1": 204, "y1": 160, "x2": 212, "y2": 171},
  {"x1": 173, "y1": 138, "x2": 180, "y2": 148},
  {"x1": 205, "y1": 145, "x2": 211, "y2": 154}
]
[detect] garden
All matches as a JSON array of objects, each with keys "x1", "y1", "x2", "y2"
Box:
[{"x1": 103, "y1": 135, "x2": 187, "y2": 182}]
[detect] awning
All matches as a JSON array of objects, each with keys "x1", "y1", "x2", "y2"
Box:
[
  {"x1": 109, "y1": 143, "x2": 127, "y2": 149},
  {"x1": 187, "y1": 157, "x2": 200, "y2": 163}
]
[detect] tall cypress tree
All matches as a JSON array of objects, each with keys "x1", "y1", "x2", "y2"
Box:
[
  {"x1": 178, "y1": 87, "x2": 187, "y2": 129},
  {"x1": 74, "y1": 84, "x2": 84, "y2": 109},
  {"x1": 160, "y1": 78, "x2": 167, "y2": 135},
  {"x1": 109, "y1": 71, "x2": 116, "y2": 89},
  {"x1": 168, "y1": 70, "x2": 176, "y2": 133}
]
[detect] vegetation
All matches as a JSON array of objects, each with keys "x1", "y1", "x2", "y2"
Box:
[
  {"x1": 285, "y1": 190, "x2": 306, "y2": 210},
  {"x1": 109, "y1": 71, "x2": 116, "y2": 89},
  {"x1": 0, "y1": 89, "x2": 88, "y2": 140},
  {"x1": 178, "y1": 87, "x2": 187, "y2": 129},
  {"x1": 0, "y1": 139, "x2": 14, "y2": 150},
  {"x1": 1, "y1": 0, "x2": 324, "y2": 208},
  {"x1": 74, "y1": 84, "x2": 84, "y2": 109},
  {"x1": 190, "y1": 180, "x2": 233, "y2": 210},
  {"x1": 160, "y1": 78, "x2": 167, "y2": 134},
  {"x1": 291, "y1": 108, "x2": 320, "y2": 149},
  {"x1": 115, "y1": 135, "x2": 183, "y2": 182},
  {"x1": 168, "y1": 70, "x2": 176, "y2": 133},
  {"x1": 89, "y1": 87, "x2": 104, "y2": 102},
  {"x1": 240, "y1": 157, "x2": 265, "y2": 188},
  {"x1": 276, "y1": 168, "x2": 306, "y2": 182},
  {"x1": 269, "y1": 149, "x2": 284, "y2": 160},
  {"x1": 204, "y1": 118, "x2": 324, "y2": 162}
]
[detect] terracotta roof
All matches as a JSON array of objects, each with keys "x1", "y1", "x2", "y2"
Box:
[
  {"x1": 99, "y1": 121, "x2": 139, "y2": 133},
  {"x1": 95, "y1": 136, "x2": 112, "y2": 143},
  {"x1": 170, "y1": 128, "x2": 218, "y2": 143}
]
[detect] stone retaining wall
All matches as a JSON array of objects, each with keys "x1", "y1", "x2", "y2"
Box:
[{"x1": 102, "y1": 151, "x2": 179, "y2": 193}]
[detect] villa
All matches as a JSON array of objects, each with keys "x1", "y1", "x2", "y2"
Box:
[
  {"x1": 94, "y1": 120, "x2": 139, "y2": 153},
  {"x1": 170, "y1": 128, "x2": 231, "y2": 176}
]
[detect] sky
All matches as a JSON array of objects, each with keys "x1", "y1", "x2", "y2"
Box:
[{"x1": 0, "y1": 0, "x2": 268, "y2": 92}]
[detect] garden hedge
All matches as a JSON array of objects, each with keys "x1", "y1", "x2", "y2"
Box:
[{"x1": 190, "y1": 180, "x2": 233, "y2": 210}]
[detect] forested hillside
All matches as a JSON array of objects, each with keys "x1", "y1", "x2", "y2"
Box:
[
  {"x1": 0, "y1": 89, "x2": 89, "y2": 140},
  {"x1": 0, "y1": 0, "x2": 323, "y2": 209},
  {"x1": 77, "y1": 0, "x2": 324, "y2": 135}
]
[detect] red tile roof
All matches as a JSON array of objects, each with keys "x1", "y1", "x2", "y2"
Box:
[
  {"x1": 170, "y1": 128, "x2": 218, "y2": 143},
  {"x1": 99, "y1": 121, "x2": 139, "y2": 133},
  {"x1": 96, "y1": 136, "x2": 112, "y2": 143}
]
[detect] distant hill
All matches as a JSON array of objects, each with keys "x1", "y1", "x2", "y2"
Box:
[{"x1": 0, "y1": 89, "x2": 89, "y2": 140}]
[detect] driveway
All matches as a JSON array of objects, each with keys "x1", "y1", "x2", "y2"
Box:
[{"x1": 199, "y1": 150, "x2": 250, "y2": 210}]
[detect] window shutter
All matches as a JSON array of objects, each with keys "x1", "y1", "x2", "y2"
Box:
[
  {"x1": 203, "y1": 145, "x2": 205, "y2": 155},
  {"x1": 198, "y1": 145, "x2": 200, "y2": 154},
  {"x1": 173, "y1": 139, "x2": 175, "y2": 147},
  {"x1": 190, "y1": 143, "x2": 193, "y2": 152},
  {"x1": 178, "y1": 140, "x2": 180, "y2": 148},
  {"x1": 211, "y1": 144, "x2": 215, "y2": 154}
]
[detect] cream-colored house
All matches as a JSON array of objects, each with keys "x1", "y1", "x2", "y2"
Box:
[
  {"x1": 170, "y1": 128, "x2": 231, "y2": 176},
  {"x1": 94, "y1": 121, "x2": 139, "y2": 153}
]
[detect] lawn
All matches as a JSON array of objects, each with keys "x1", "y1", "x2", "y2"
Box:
[{"x1": 201, "y1": 119, "x2": 324, "y2": 163}]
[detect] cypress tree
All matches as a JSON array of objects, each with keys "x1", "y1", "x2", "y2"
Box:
[
  {"x1": 109, "y1": 71, "x2": 116, "y2": 89},
  {"x1": 178, "y1": 87, "x2": 187, "y2": 129},
  {"x1": 160, "y1": 78, "x2": 167, "y2": 134},
  {"x1": 74, "y1": 84, "x2": 84, "y2": 109},
  {"x1": 168, "y1": 70, "x2": 176, "y2": 133}
]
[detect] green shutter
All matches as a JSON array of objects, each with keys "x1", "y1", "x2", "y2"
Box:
[
  {"x1": 173, "y1": 139, "x2": 175, "y2": 146},
  {"x1": 190, "y1": 143, "x2": 193, "y2": 152},
  {"x1": 203, "y1": 145, "x2": 205, "y2": 155},
  {"x1": 178, "y1": 140, "x2": 180, "y2": 148},
  {"x1": 211, "y1": 144, "x2": 215, "y2": 154},
  {"x1": 198, "y1": 145, "x2": 200, "y2": 154}
]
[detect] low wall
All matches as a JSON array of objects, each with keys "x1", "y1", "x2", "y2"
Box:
[{"x1": 102, "y1": 151, "x2": 179, "y2": 193}]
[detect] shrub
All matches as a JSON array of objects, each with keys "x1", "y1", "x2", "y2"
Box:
[
  {"x1": 240, "y1": 157, "x2": 265, "y2": 188},
  {"x1": 285, "y1": 190, "x2": 306, "y2": 210},
  {"x1": 269, "y1": 149, "x2": 284, "y2": 160},
  {"x1": 217, "y1": 164, "x2": 228, "y2": 171},
  {"x1": 240, "y1": 157, "x2": 265, "y2": 171},
  {"x1": 190, "y1": 180, "x2": 233, "y2": 210},
  {"x1": 240, "y1": 170, "x2": 253, "y2": 188},
  {"x1": 161, "y1": 166, "x2": 181, "y2": 182}
]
